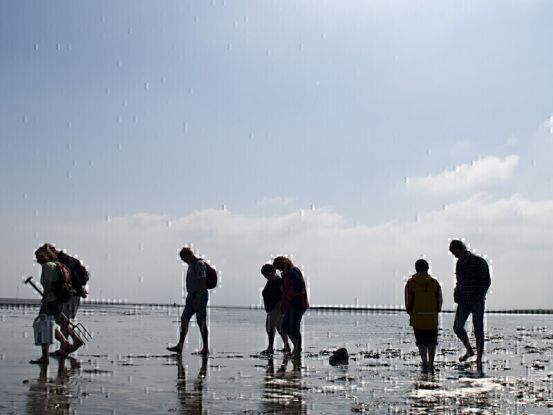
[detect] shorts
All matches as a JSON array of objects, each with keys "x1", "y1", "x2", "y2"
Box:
[
  {"x1": 282, "y1": 307, "x2": 305, "y2": 340},
  {"x1": 413, "y1": 328, "x2": 438, "y2": 346},
  {"x1": 40, "y1": 300, "x2": 63, "y2": 321},
  {"x1": 61, "y1": 295, "x2": 81, "y2": 320},
  {"x1": 181, "y1": 291, "x2": 208, "y2": 325},
  {"x1": 266, "y1": 307, "x2": 284, "y2": 335}
]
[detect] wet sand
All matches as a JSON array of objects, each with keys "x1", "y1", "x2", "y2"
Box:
[{"x1": 1, "y1": 305, "x2": 553, "y2": 414}]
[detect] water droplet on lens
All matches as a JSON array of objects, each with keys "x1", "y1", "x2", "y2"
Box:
[
  {"x1": 105, "y1": 216, "x2": 111, "y2": 223},
  {"x1": 34, "y1": 43, "x2": 39, "y2": 51},
  {"x1": 144, "y1": 82, "x2": 150, "y2": 90}
]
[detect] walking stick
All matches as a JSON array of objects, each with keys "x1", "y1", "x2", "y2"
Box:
[{"x1": 24, "y1": 276, "x2": 92, "y2": 342}]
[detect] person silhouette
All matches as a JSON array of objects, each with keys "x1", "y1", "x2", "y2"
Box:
[{"x1": 449, "y1": 240, "x2": 491, "y2": 375}]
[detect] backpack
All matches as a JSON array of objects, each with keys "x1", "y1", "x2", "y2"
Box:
[
  {"x1": 54, "y1": 261, "x2": 76, "y2": 302},
  {"x1": 57, "y1": 251, "x2": 89, "y2": 298},
  {"x1": 204, "y1": 261, "x2": 218, "y2": 290}
]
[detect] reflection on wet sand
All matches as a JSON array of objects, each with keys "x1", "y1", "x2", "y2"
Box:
[
  {"x1": 262, "y1": 355, "x2": 305, "y2": 414},
  {"x1": 177, "y1": 355, "x2": 208, "y2": 415},
  {"x1": 26, "y1": 357, "x2": 80, "y2": 415},
  {"x1": 409, "y1": 370, "x2": 496, "y2": 414}
]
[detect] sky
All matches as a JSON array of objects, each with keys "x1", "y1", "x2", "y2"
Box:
[{"x1": 1, "y1": 0, "x2": 553, "y2": 309}]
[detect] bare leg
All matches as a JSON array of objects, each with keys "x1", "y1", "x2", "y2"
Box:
[
  {"x1": 279, "y1": 331, "x2": 290, "y2": 352},
  {"x1": 428, "y1": 345, "x2": 436, "y2": 372},
  {"x1": 291, "y1": 334, "x2": 302, "y2": 359},
  {"x1": 199, "y1": 321, "x2": 209, "y2": 355},
  {"x1": 167, "y1": 320, "x2": 190, "y2": 354},
  {"x1": 30, "y1": 344, "x2": 50, "y2": 364},
  {"x1": 476, "y1": 336, "x2": 484, "y2": 375},
  {"x1": 458, "y1": 337, "x2": 475, "y2": 362},
  {"x1": 418, "y1": 345, "x2": 428, "y2": 372},
  {"x1": 262, "y1": 314, "x2": 275, "y2": 354}
]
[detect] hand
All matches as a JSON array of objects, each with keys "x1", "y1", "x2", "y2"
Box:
[{"x1": 453, "y1": 288, "x2": 460, "y2": 304}]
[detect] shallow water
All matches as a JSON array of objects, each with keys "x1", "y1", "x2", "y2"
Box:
[{"x1": 1, "y1": 305, "x2": 553, "y2": 414}]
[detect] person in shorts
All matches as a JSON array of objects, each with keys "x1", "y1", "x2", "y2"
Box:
[
  {"x1": 260, "y1": 264, "x2": 290, "y2": 355},
  {"x1": 30, "y1": 246, "x2": 72, "y2": 364},
  {"x1": 405, "y1": 259, "x2": 443, "y2": 373},
  {"x1": 167, "y1": 246, "x2": 209, "y2": 355},
  {"x1": 273, "y1": 256, "x2": 309, "y2": 359}
]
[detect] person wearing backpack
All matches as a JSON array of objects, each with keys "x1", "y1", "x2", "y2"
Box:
[
  {"x1": 42, "y1": 243, "x2": 88, "y2": 356},
  {"x1": 405, "y1": 259, "x2": 443, "y2": 373},
  {"x1": 167, "y1": 246, "x2": 214, "y2": 356},
  {"x1": 30, "y1": 246, "x2": 73, "y2": 364},
  {"x1": 449, "y1": 239, "x2": 491, "y2": 375}
]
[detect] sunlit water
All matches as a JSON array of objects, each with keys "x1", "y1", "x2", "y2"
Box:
[{"x1": 1, "y1": 304, "x2": 553, "y2": 414}]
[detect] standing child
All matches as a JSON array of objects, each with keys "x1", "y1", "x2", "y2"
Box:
[
  {"x1": 260, "y1": 264, "x2": 290, "y2": 355},
  {"x1": 405, "y1": 259, "x2": 443, "y2": 373}
]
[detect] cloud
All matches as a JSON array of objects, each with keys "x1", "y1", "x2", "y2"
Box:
[
  {"x1": 5, "y1": 193, "x2": 553, "y2": 310},
  {"x1": 407, "y1": 155, "x2": 519, "y2": 194}
]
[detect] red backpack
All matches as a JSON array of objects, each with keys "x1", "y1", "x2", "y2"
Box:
[{"x1": 54, "y1": 261, "x2": 75, "y2": 302}]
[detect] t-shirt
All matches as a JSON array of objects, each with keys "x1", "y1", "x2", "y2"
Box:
[
  {"x1": 262, "y1": 277, "x2": 283, "y2": 313},
  {"x1": 40, "y1": 262, "x2": 59, "y2": 303},
  {"x1": 186, "y1": 259, "x2": 207, "y2": 293},
  {"x1": 455, "y1": 252, "x2": 491, "y2": 304}
]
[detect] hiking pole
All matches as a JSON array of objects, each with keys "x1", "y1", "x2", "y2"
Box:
[{"x1": 23, "y1": 276, "x2": 92, "y2": 343}]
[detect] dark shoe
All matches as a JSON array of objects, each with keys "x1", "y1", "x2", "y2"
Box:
[
  {"x1": 459, "y1": 349, "x2": 475, "y2": 362},
  {"x1": 49, "y1": 349, "x2": 64, "y2": 357},
  {"x1": 260, "y1": 348, "x2": 274, "y2": 356}
]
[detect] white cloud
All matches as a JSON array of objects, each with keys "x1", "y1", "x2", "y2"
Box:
[
  {"x1": 407, "y1": 155, "x2": 519, "y2": 194},
  {"x1": 5, "y1": 194, "x2": 553, "y2": 310}
]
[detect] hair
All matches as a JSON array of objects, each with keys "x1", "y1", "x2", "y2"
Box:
[
  {"x1": 179, "y1": 246, "x2": 194, "y2": 259},
  {"x1": 272, "y1": 256, "x2": 292, "y2": 270},
  {"x1": 35, "y1": 245, "x2": 58, "y2": 262},
  {"x1": 415, "y1": 259, "x2": 429, "y2": 273},
  {"x1": 449, "y1": 239, "x2": 467, "y2": 252},
  {"x1": 260, "y1": 264, "x2": 275, "y2": 276},
  {"x1": 41, "y1": 242, "x2": 58, "y2": 254}
]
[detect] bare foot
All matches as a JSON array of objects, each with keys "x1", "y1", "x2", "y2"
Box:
[
  {"x1": 30, "y1": 357, "x2": 49, "y2": 365},
  {"x1": 167, "y1": 345, "x2": 183, "y2": 354},
  {"x1": 458, "y1": 349, "x2": 475, "y2": 362},
  {"x1": 259, "y1": 348, "x2": 274, "y2": 356}
]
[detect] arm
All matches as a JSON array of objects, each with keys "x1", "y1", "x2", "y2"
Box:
[
  {"x1": 404, "y1": 280, "x2": 413, "y2": 315},
  {"x1": 436, "y1": 281, "x2": 443, "y2": 312},
  {"x1": 480, "y1": 258, "x2": 491, "y2": 295}
]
